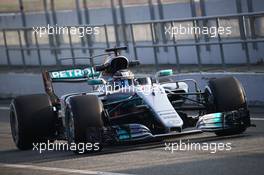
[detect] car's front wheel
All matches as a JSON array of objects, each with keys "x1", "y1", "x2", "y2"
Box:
[
  {"x1": 207, "y1": 77, "x2": 249, "y2": 136},
  {"x1": 65, "y1": 95, "x2": 104, "y2": 154},
  {"x1": 10, "y1": 94, "x2": 56, "y2": 150}
]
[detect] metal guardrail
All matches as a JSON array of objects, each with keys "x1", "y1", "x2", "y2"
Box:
[
  {"x1": 0, "y1": 10, "x2": 264, "y2": 72},
  {"x1": 128, "y1": 11, "x2": 264, "y2": 71}
]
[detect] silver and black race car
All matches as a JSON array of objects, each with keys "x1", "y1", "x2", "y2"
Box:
[{"x1": 10, "y1": 46, "x2": 251, "y2": 153}]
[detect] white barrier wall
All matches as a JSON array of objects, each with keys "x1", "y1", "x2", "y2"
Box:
[{"x1": 0, "y1": 72, "x2": 263, "y2": 106}]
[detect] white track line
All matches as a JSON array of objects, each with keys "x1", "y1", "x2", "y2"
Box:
[
  {"x1": 0, "y1": 163, "x2": 133, "y2": 175},
  {"x1": 251, "y1": 118, "x2": 264, "y2": 121},
  {"x1": 0, "y1": 106, "x2": 9, "y2": 110}
]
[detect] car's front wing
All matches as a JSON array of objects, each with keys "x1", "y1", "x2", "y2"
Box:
[{"x1": 99, "y1": 109, "x2": 251, "y2": 144}]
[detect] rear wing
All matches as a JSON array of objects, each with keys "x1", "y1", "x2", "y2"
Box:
[
  {"x1": 49, "y1": 67, "x2": 100, "y2": 82},
  {"x1": 42, "y1": 67, "x2": 100, "y2": 105}
]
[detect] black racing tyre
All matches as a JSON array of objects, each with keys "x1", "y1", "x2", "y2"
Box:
[
  {"x1": 208, "y1": 76, "x2": 246, "y2": 112},
  {"x1": 10, "y1": 94, "x2": 56, "y2": 150},
  {"x1": 207, "y1": 77, "x2": 247, "y2": 136},
  {"x1": 66, "y1": 95, "x2": 104, "y2": 153}
]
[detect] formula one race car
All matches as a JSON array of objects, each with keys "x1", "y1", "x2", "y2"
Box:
[{"x1": 10, "y1": 46, "x2": 251, "y2": 153}]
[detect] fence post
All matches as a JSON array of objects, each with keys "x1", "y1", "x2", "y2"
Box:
[
  {"x1": 190, "y1": 0, "x2": 202, "y2": 71},
  {"x1": 157, "y1": 0, "x2": 168, "y2": 52},
  {"x1": 43, "y1": 0, "x2": 55, "y2": 59},
  {"x1": 150, "y1": 23, "x2": 159, "y2": 71},
  {"x1": 216, "y1": 18, "x2": 226, "y2": 70},
  {"x1": 75, "y1": 0, "x2": 86, "y2": 53},
  {"x1": 247, "y1": 0, "x2": 258, "y2": 50},
  {"x1": 118, "y1": 0, "x2": 128, "y2": 51},
  {"x1": 50, "y1": 0, "x2": 61, "y2": 66},
  {"x1": 200, "y1": 0, "x2": 210, "y2": 51},
  {"x1": 3, "y1": 30, "x2": 11, "y2": 67},
  {"x1": 83, "y1": 0, "x2": 94, "y2": 62},
  {"x1": 50, "y1": 0, "x2": 60, "y2": 47},
  {"x1": 130, "y1": 24, "x2": 138, "y2": 60},
  {"x1": 236, "y1": 0, "x2": 251, "y2": 69},
  {"x1": 110, "y1": 0, "x2": 120, "y2": 47},
  {"x1": 236, "y1": 0, "x2": 246, "y2": 50},
  {"x1": 34, "y1": 30, "x2": 42, "y2": 68},
  {"x1": 68, "y1": 28, "x2": 76, "y2": 66},
  {"x1": 104, "y1": 24, "x2": 110, "y2": 49},
  {"x1": 148, "y1": 0, "x2": 159, "y2": 53},
  {"x1": 170, "y1": 22, "x2": 181, "y2": 73},
  {"x1": 18, "y1": 0, "x2": 30, "y2": 55},
  {"x1": 18, "y1": 30, "x2": 26, "y2": 70}
]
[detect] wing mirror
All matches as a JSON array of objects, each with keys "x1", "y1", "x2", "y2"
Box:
[
  {"x1": 155, "y1": 69, "x2": 173, "y2": 83},
  {"x1": 156, "y1": 69, "x2": 173, "y2": 77}
]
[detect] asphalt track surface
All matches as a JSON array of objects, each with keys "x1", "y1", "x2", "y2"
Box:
[{"x1": 0, "y1": 104, "x2": 263, "y2": 175}]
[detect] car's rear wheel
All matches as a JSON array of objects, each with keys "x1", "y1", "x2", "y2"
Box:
[
  {"x1": 10, "y1": 94, "x2": 56, "y2": 150},
  {"x1": 207, "y1": 77, "x2": 248, "y2": 136},
  {"x1": 66, "y1": 95, "x2": 104, "y2": 154}
]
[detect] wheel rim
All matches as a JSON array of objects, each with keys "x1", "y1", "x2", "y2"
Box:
[
  {"x1": 204, "y1": 88, "x2": 215, "y2": 112},
  {"x1": 66, "y1": 110, "x2": 75, "y2": 144},
  {"x1": 10, "y1": 105, "x2": 19, "y2": 144}
]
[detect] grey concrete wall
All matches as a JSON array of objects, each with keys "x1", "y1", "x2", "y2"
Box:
[
  {"x1": 0, "y1": 73, "x2": 91, "y2": 98},
  {"x1": 0, "y1": 72, "x2": 263, "y2": 106}
]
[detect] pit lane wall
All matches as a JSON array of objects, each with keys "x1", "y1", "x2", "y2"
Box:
[{"x1": 0, "y1": 72, "x2": 263, "y2": 106}]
